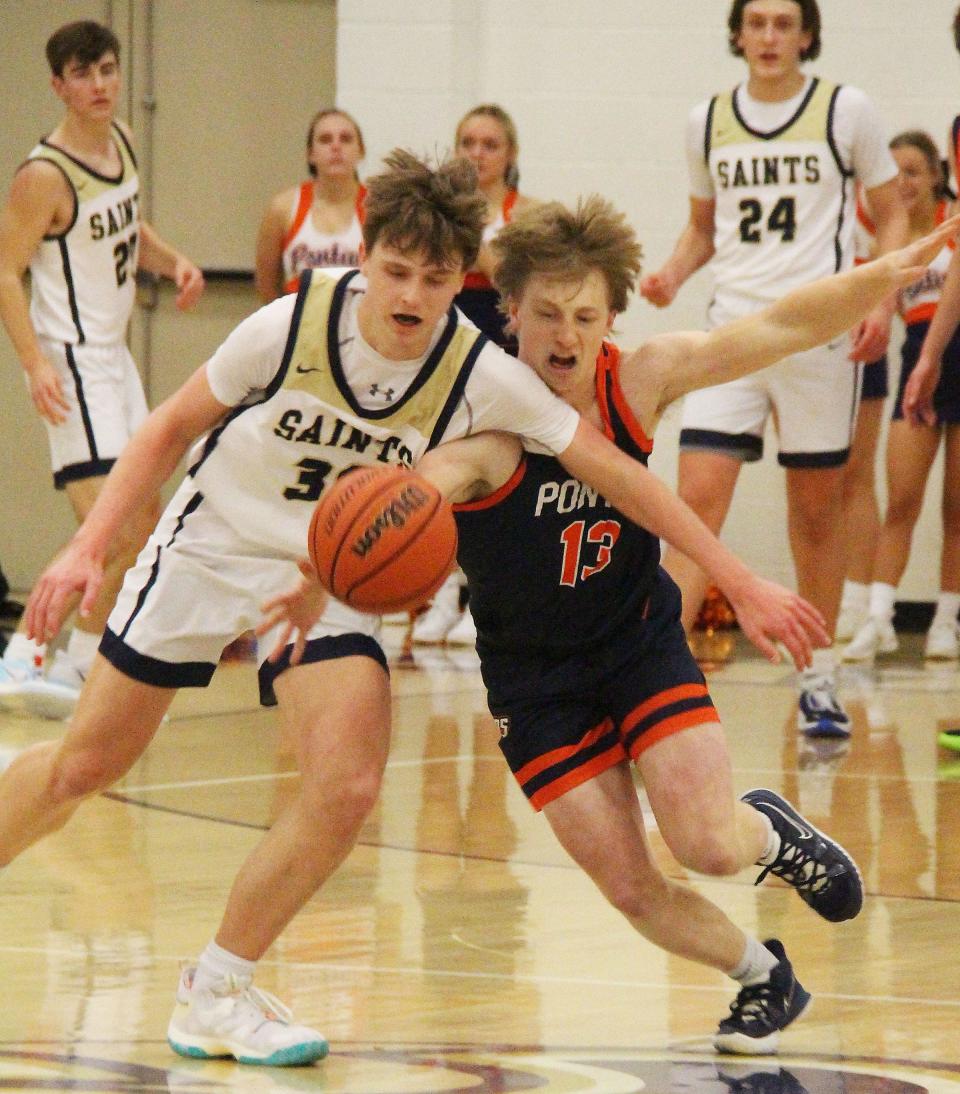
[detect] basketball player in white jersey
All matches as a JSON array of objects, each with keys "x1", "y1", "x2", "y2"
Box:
[
  {"x1": 1, "y1": 150, "x2": 826, "y2": 1068},
  {"x1": 639, "y1": 0, "x2": 908, "y2": 739},
  {"x1": 0, "y1": 20, "x2": 204, "y2": 717}
]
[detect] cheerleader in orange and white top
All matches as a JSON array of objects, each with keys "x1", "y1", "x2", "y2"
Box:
[
  {"x1": 452, "y1": 104, "x2": 536, "y2": 356},
  {"x1": 836, "y1": 185, "x2": 892, "y2": 641},
  {"x1": 254, "y1": 108, "x2": 366, "y2": 303},
  {"x1": 413, "y1": 105, "x2": 536, "y2": 647},
  {"x1": 844, "y1": 130, "x2": 960, "y2": 664}
]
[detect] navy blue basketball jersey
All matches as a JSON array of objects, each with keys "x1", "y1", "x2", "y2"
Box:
[{"x1": 454, "y1": 343, "x2": 660, "y2": 653}]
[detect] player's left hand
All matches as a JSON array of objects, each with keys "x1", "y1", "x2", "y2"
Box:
[
  {"x1": 903, "y1": 354, "x2": 941, "y2": 426},
  {"x1": 257, "y1": 559, "x2": 329, "y2": 666},
  {"x1": 723, "y1": 574, "x2": 830, "y2": 670},
  {"x1": 173, "y1": 258, "x2": 205, "y2": 311}
]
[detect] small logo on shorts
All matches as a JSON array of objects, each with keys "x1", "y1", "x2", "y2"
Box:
[{"x1": 494, "y1": 716, "x2": 510, "y2": 738}]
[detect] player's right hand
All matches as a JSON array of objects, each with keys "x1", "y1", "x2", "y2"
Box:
[
  {"x1": 257, "y1": 558, "x2": 329, "y2": 666},
  {"x1": 639, "y1": 271, "x2": 677, "y2": 308},
  {"x1": 25, "y1": 546, "x2": 104, "y2": 643},
  {"x1": 26, "y1": 355, "x2": 71, "y2": 425}
]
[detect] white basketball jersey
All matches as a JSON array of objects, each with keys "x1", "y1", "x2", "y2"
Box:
[
  {"x1": 26, "y1": 124, "x2": 139, "y2": 346},
  {"x1": 707, "y1": 79, "x2": 852, "y2": 317},
  {"x1": 190, "y1": 270, "x2": 493, "y2": 558}
]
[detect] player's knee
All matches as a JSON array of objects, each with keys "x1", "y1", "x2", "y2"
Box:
[
  {"x1": 302, "y1": 764, "x2": 382, "y2": 830},
  {"x1": 50, "y1": 747, "x2": 123, "y2": 802}
]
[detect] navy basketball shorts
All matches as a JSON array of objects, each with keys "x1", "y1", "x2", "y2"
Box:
[
  {"x1": 893, "y1": 320, "x2": 960, "y2": 423},
  {"x1": 482, "y1": 569, "x2": 719, "y2": 810}
]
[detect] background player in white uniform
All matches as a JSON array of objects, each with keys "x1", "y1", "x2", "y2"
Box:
[
  {"x1": 639, "y1": 0, "x2": 908, "y2": 739},
  {"x1": 0, "y1": 150, "x2": 824, "y2": 1069},
  {"x1": 0, "y1": 20, "x2": 204, "y2": 716},
  {"x1": 254, "y1": 107, "x2": 367, "y2": 303}
]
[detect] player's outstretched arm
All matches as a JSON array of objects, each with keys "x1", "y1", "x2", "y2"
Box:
[
  {"x1": 558, "y1": 419, "x2": 829, "y2": 669},
  {"x1": 648, "y1": 213, "x2": 960, "y2": 413},
  {"x1": 26, "y1": 366, "x2": 228, "y2": 643}
]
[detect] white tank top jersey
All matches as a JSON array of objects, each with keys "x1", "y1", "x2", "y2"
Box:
[
  {"x1": 281, "y1": 182, "x2": 366, "y2": 293},
  {"x1": 191, "y1": 269, "x2": 579, "y2": 558},
  {"x1": 899, "y1": 201, "x2": 953, "y2": 325},
  {"x1": 25, "y1": 123, "x2": 140, "y2": 346},
  {"x1": 686, "y1": 77, "x2": 897, "y2": 319}
]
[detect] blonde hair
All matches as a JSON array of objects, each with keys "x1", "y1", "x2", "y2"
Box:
[
  {"x1": 492, "y1": 195, "x2": 642, "y2": 315},
  {"x1": 455, "y1": 103, "x2": 520, "y2": 188}
]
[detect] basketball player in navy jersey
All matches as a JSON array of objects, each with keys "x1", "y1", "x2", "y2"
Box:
[
  {"x1": 0, "y1": 150, "x2": 829, "y2": 1068},
  {"x1": 0, "y1": 20, "x2": 204, "y2": 717},
  {"x1": 640, "y1": 0, "x2": 909, "y2": 739},
  {"x1": 264, "y1": 196, "x2": 957, "y2": 1054}
]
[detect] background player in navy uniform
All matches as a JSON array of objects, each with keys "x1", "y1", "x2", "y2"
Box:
[
  {"x1": 1, "y1": 150, "x2": 824, "y2": 1069},
  {"x1": 639, "y1": 0, "x2": 908, "y2": 739},
  {"x1": 266, "y1": 197, "x2": 956, "y2": 1054},
  {"x1": 0, "y1": 20, "x2": 204, "y2": 716}
]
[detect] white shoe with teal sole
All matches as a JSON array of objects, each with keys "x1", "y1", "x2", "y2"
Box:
[{"x1": 168, "y1": 967, "x2": 328, "y2": 1067}]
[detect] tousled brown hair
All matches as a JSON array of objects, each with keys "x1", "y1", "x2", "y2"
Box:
[
  {"x1": 362, "y1": 149, "x2": 486, "y2": 270},
  {"x1": 492, "y1": 195, "x2": 642, "y2": 316}
]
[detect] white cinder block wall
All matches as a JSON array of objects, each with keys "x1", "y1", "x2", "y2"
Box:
[{"x1": 339, "y1": 0, "x2": 960, "y2": 601}]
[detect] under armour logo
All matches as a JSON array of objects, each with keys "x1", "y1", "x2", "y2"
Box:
[{"x1": 369, "y1": 383, "x2": 395, "y2": 402}]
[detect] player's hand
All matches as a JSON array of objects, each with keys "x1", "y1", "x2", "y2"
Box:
[
  {"x1": 849, "y1": 306, "x2": 891, "y2": 363},
  {"x1": 172, "y1": 257, "x2": 205, "y2": 311},
  {"x1": 25, "y1": 544, "x2": 105, "y2": 643},
  {"x1": 722, "y1": 574, "x2": 829, "y2": 671},
  {"x1": 257, "y1": 559, "x2": 329, "y2": 666},
  {"x1": 25, "y1": 355, "x2": 71, "y2": 425},
  {"x1": 639, "y1": 271, "x2": 678, "y2": 308},
  {"x1": 903, "y1": 354, "x2": 941, "y2": 427}
]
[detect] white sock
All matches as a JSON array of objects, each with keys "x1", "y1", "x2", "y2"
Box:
[
  {"x1": 802, "y1": 646, "x2": 837, "y2": 683},
  {"x1": 755, "y1": 811, "x2": 780, "y2": 865},
  {"x1": 728, "y1": 935, "x2": 779, "y2": 986},
  {"x1": 932, "y1": 591, "x2": 960, "y2": 628},
  {"x1": 868, "y1": 582, "x2": 897, "y2": 623},
  {"x1": 841, "y1": 580, "x2": 869, "y2": 613},
  {"x1": 65, "y1": 628, "x2": 101, "y2": 675},
  {"x1": 193, "y1": 940, "x2": 257, "y2": 991},
  {"x1": 4, "y1": 633, "x2": 45, "y2": 666}
]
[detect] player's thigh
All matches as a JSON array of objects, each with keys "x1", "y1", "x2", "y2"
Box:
[
  {"x1": 58, "y1": 654, "x2": 173, "y2": 782},
  {"x1": 275, "y1": 651, "x2": 392, "y2": 782},
  {"x1": 846, "y1": 395, "x2": 884, "y2": 487},
  {"x1": 64, "y1": 473, "x2": 107, "y2": 523},
  {"x1": 770, "y1": 341, "x2": 859, "y2": 465},
  {"x1": 541, "y1": 762, "x2": 657, "y2": 885},
  {"x1": 637, "y1": 720, "x2": 735, "y2": 852}
]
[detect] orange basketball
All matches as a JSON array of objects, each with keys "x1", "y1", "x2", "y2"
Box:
[{"x1": 308, "y1": 465, "x2": 458, "y2": 614}]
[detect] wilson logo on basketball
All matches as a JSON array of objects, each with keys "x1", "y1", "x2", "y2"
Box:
[{"x1": 350, "y1": 484, "x2": 431, "y2": 557}]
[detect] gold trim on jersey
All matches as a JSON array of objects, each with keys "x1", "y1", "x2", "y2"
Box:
[
  {"x1": 29, "y1": 129, "x2": 137, "y2": 205},
  {"x1": 710, "y1": 78, "x2": 836, "y2": 149},
  {"x1": 284, "y1": 272, "x2": 485, "y2": 439}
]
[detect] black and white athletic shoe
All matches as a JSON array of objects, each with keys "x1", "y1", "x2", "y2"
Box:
[{"x1": 743, "y1": 788, "x2": 863, "y2": 922}]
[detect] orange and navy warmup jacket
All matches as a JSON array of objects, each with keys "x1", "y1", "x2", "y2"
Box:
[{"x1": 453, "y1": 343, "x2": 660, "y2": 653}]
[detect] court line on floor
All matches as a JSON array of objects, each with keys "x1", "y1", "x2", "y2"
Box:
[{"x1": 0, "y1": 941, "x2": 956, "y2": 1011}]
